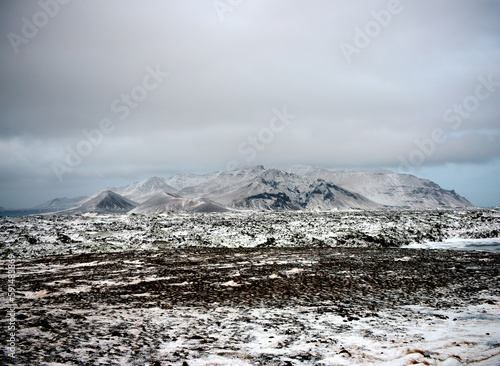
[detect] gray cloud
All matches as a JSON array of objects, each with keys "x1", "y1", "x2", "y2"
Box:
[{"x1": 1, "y1": 0, "x2": 499, "y2": 208}]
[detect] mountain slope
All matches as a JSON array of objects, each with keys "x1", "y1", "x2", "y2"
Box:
[
  {"x1": 110, "y1": 177, "x2": 177, "y2": 203},
  {"x1": 130, "y1": 192, "x2": 228, "y2": 214},
  {"x1": 62, "y1": 191, "x2": 138, "y2": 214},
  {"x1": 279, "y1": 165, "x2": 473, "y2": 208},
  {"x1": 178, "y1": 166, "x2": 382, "y2": 210},
  {"x1": 165, "y1": 171, "x2": 222, "y2": 191},
  {"x1": 298, "y1": 179, "x2": 384, "y2": 210},
  {"x1": 34, "y1": 196, "x2": 88, "y2": 211}
]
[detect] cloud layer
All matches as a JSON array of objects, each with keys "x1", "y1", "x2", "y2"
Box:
[{"x1": 1, "y1": 0, "x2": 499, "y2": 207}]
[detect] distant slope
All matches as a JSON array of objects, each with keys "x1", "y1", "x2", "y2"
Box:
[
  {"x1": 62, "y1": 191, "x2": 137, "y2": 214},
  {"x1": 298, "y1": 179, "x2": 384, "y2": 210},
  {"x1": 177, "y1": 166, "x2": 382, "y2": 210},
  {"x1": 110, "y1": 177, "x2": 177, "y2": 203},
  {"x1": 34, "y1": 196, "x2": 88, "y2": 211},
  {"x1": 165, "y1": 171, "x2": 222, "y2": 191},
  {"x1": 130, "y1": 192, "x2": 228, "y2": 214},
  {"x1": 279, "y1": 165, "x2": 473, "y2": 208}
]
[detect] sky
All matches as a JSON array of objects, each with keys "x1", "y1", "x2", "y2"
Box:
[{"x1": 1, "y1": 0, "x2": 499, "y2": 209}]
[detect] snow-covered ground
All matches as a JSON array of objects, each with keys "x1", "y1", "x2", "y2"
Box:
[
  {"x1": 403, "y1": 238, "x2": 500, "y2": 252},
  {"x1": 1, "y1": 246, "x2": 499, "y2": 365},
  {"x1": 1, "y1": 209, "x2": 499, "y2": 258},
  {"x1": 123, "y1": 303, "x2": 500, "y2": 366},
  {"x1": 1, "y1": 209, "x2": 499, "y2": 365},
  {"x1": 11, "y1": 301, "x2": 498, "y2": 365}
]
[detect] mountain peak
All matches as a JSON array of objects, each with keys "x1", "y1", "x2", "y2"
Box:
[
  {"x1": 54, "y1": 165, "x2": 473, "y2": 214},
  {"x1": 130, "y1": 191, "x2": 228, "y2": 214},
  {"x1": 110, "y1": 176, "x2": 177, "y2": 203},
  {"x1": 61, "y1": 191, "x2": 137, "y2": 214},
  {"x1": 144, "y1": 176, "x2": 165, "y2": 183}
]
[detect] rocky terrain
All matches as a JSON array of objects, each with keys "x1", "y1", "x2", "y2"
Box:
[
  {"x1": 1, "y1": 209, "x2": 498, "y2": 259},
  {"x1": 1, "y1": 247, "x2": 499, "y2": 365},
  {"x1": 1, "y1": 209, "x2": 499, "y2": 365}
]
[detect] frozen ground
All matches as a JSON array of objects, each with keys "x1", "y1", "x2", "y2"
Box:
[
  {"x1": 1, "y1": 247, "x2": 499, "y2": 365},
  {"x1": 1, "y1": 209, "x2": 499, "y2": 365},
  {"x1": 1, "y1": 209, "x2": 499, "y2": 258},
  {"x1": 403, "y1": 238, "x2": 500, "y2": 253}
]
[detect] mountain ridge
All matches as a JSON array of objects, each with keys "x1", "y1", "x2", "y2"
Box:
[
  {"x1": 130, "y1": 192, "x2": 228, "y2": 214},
  {"x1": 39, "y1": 165, "x2": 473, "y2": 214}
]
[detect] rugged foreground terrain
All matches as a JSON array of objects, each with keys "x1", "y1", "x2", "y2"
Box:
[
  {"x1": 1, "y1": 209, "x2": 499, "y2": 365},
  {"x1": 1, "y1": 247, "x2": 500, "y2": 365}
]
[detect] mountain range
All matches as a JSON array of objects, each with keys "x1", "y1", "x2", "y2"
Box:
[{"x1": 38, "y1": 165, "x2": 474, "y2": 214}]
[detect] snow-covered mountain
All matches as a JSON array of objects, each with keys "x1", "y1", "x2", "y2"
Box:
[
  {"x1": 34, "y1": 196, "x2": 88, "y2": 211},
  {"x1": 165, "y1": 171, "x2": 222, "y2": 191},
  {"x1": 296, "y1": 179, "x2": 384, "y2": 210},
  {"x1": 62, "y1": 191, "x2": 138, "y2": 214},
  {"x1": 177, "y1": 165, "x2": 472, "y2": 209},
  {"x1": 110, "y1": 177, "x2": 177, "y2": 203},
  {"x1": 172, "y1": 167, "x2": 382, "y2": 210},
  {"x1": 278, "y1": 165, "x2": 473, "y2": 208},
  {"x1": 130, "y1": 192, "x2": 228, "y2": 214},
  {"x1": 48, "y1": 165, "x2": 473, "y2": 214}
]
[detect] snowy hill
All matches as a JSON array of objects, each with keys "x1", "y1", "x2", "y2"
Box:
[
  {"x1": 165, "y1": 171, "x2": 222, "y2": 191},
  {"x1": 297, "y1": 179, "x2": 384, "y2": 210},
  {"x1": 278, "y1": 165, "x2": 473, "y2": 208},
  {"x1": 130, "y1": 192, "x2": 228, "y2": 214},
  {"x1": 174, "y1": 167, "x2": 382, "y2": 210},
  {"x1": 62, "y1": 191, "x2": 138, "y2": 214},
  {"x1": 110, "y1": 177, "x2": 177, "y2": 203},
  {"x1": 34, "y1": 196, "x2": 88, "y2": 211}
]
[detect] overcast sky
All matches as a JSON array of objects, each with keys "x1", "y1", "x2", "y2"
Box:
[{"x1": 1, "y1": 0, "x2": 499, "y2": 208}]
